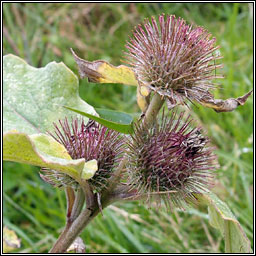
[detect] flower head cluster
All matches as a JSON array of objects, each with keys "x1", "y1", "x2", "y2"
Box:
[
  {"x1": 40, "y1": 118, "x2": 125, "y2": 191},
  {"x1": 126, "y1": 111, "x2": 217, "y2": 208},
  {"x1": 125, "y1": 14, "x2": 223, "y2": 107},
  {"x1": 41, "y1": 14, "x2": 220, "y2": 210}
]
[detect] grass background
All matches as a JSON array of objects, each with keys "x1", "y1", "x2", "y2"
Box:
[{"x1": 3, "y1": 3, "x2": 253, "y2": 253}]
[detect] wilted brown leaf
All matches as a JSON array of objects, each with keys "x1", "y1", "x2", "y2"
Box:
[
  {"x1": 199, "y1": 90, "x2": 253, "y2": 112},
  {"x1": 3, "y1": 226, "x2": 21, "y2": 253},
  {"x1": 71, "y1": 48, "x2": 138, "y2": 86}
]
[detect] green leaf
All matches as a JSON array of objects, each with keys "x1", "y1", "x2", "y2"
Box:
[
  {"x1": 3, "y1": 54, "x2": 98, "y2": 180},
  {"x1": 197, "y1": 191, "x2": 252, "y2": 253},
  {"x1": 65, "y1": 106, "x2": 134, "y2": 134},
  {"x1": 3, "y1": 54, "x2": 97, "y2": 135}
]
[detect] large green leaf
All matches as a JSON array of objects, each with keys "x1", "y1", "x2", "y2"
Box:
[
  {"x1": 3, "y1": 54, "x2": 97, "y2": 134},
  {"x1": 197, "y1": 192, "x2": 252, "y2": 253},
  {"x1": 3, "y1": 54, "x2": 98, "y2": 180},
  {"x1": 65, "y1": 107, "x2": 134, "y2": 134}
]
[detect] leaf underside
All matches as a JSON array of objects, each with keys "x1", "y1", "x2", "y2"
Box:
[{"x1": 197, "y1": 192, "x2": 252, "y2": 253}]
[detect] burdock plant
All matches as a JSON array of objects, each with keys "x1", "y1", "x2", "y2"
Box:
[{"x1": 3, "y1": 13, "x2": 252, "y2": 254}]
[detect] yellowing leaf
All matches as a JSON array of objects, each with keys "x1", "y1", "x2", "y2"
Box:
[
  {"x1": 140, "y1": 85, "x2": 151, "y2": 97},
  {"x1": 199, "y1": 90, "x2": 253, "y2": 112},
  {"x1": 3, "y1": 131, "x2": 95, "y2": 181},
  {"x1": 3, "y1": 226, "x2": 21, "y2": 253},
  {"x1": 136, "y1": 86, "x2": 150, "y2": 112},
  {"x1": 31, "y1": 133, "x2": 72, "y2": 160},
  {"x1": 71, "y1": 48, "x2": 138, "y2": 86},
  {"x1": 81, "y1": 159, "x2": 98, "y2": 180},
  {"x1": 71, "y1": 49, "x2": 153, "y2": 113}
]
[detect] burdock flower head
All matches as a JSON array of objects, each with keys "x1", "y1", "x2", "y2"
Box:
[
  {"x1": 125, "y1": 14, "x2": 223, "y2": 108},
  {"x1": 40, "y1": 118, "x2": 125, "y2": 191},
  {"x1": 126, "y1": 111, "x2": 217, "y2": 209}
]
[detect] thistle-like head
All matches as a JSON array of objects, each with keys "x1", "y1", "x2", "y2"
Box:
[
  {"x1": 126, "y1": 111, "x2": 217, "y2": 209},
  {"x1": 125, "y1": 14, "x2": 223, "y2": 108},
  {"x1": 40, "y1": 119, "x2": 125, "y2": 191}
]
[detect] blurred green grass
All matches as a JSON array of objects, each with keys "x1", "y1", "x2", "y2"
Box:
[{"x1": 3, "y1": 3, "x2": 253, "y2": 253}]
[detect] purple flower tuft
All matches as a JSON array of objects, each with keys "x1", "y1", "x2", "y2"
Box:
[
  {"x1": 126, "y1": 111, "x2": 217, "y2": 209},
  {"x1": 125, "y1": 14, "x2": 223, "y2": 108},
  {"x1": 40, "y1": 119, "x2": 125, "y2": 191}
]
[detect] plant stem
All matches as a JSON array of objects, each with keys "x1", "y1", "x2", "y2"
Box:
[
  {"x1": 80, "y1": 180, "x2": 95, "y2": 209},
  {"x1": 110, "y1": 187, "x2": 178, "y2": 202},
  {"x1": 49, "y1": 207, "x2": 98, "y2": 253},
  {"x1": 101, "y1": 92, "x2": 164, "y2": 200},
  {"x1": 49, "y1": 92, "x2": 164, "y2": 253},
  {"x1": 65, "y1": 187, "x2": 75, "y2": 221},
  {"x1": 144, "y1": 93, "x2": 164, "y2": 125},
  {"x1": 70, "y1": 188, "x2": 85, "y2": 222}
]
